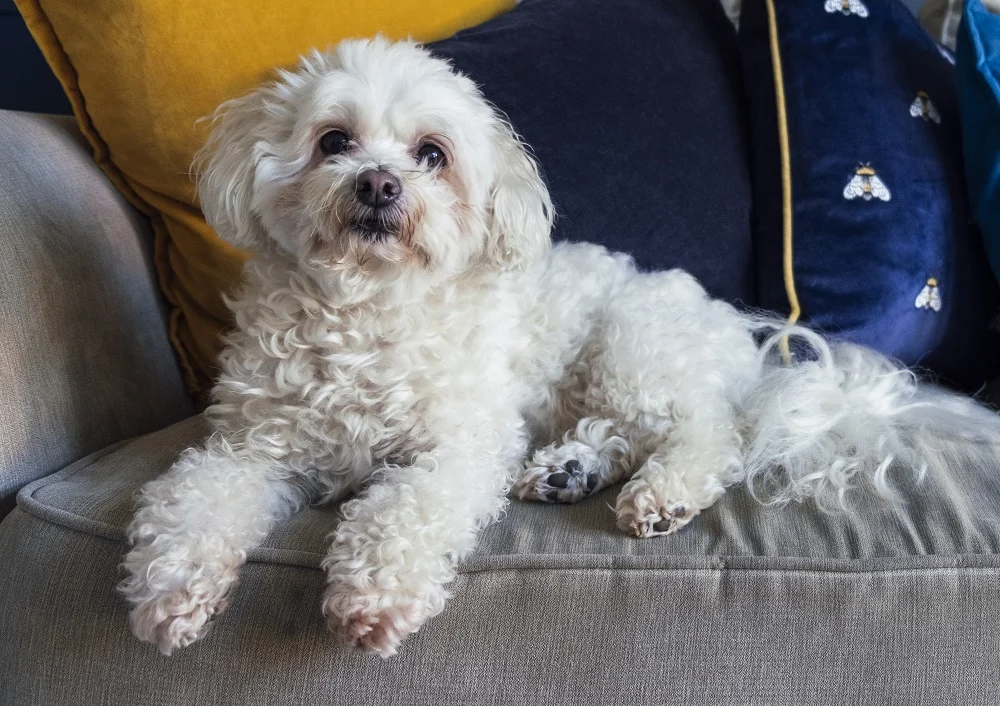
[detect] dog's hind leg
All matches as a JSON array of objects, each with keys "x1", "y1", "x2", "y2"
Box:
[
  {"x1": 512, "y1": 417, "x2": 632, "y2": 503},
  {"x1": 613, "y1": 432, "x2": 738, "y2": 537},
  {"x1": 611, "y1": 367, "x2": 747, "y2": 537},
  {"x1": 587, "y1": 269, "x2": 757, "y2": 537}
]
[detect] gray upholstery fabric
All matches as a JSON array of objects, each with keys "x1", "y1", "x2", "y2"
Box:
[
  {"x1": 0, "y1": 110, "x2": 193, "y2": 518},
  {"x1": 3, "y1": 416, "x2": 1000, "y2": 704},
  {"x1": 16, "y1": 417, "x2": 1000, "y2": 564}
]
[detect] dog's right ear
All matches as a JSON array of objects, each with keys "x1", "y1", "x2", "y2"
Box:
[
  {"x1": 194, "y1": 89, "x2": 271, "y2": 251},
  {"x1": 484, "y1": 120, "x2": 554, "y2": 270}
]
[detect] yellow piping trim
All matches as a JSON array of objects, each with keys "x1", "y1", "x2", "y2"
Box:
[{"x1": 765, "y1": 0, "x2": 801, "y2": 363}]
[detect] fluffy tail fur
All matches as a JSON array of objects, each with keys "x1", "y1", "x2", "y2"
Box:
[{"x1": 740, "y1": 325, "x2": 1000, "y2": 509}]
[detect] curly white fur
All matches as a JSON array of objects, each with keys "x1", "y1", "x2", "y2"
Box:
[{"x1": 120, "y1": 37, "x2": 1000, "y2": 658}]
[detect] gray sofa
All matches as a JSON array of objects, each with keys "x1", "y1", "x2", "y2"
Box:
[{"x1": 2, "y1": 110, "x2": 1000, "y2": 705}]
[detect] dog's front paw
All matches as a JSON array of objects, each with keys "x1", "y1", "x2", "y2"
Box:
[
  {"x1": 120, "y1": 546, "x2": 241, "y2": 655},
  {"x1": 321, "y1": 587, "x2": 439, "y2": 658},
  {"x1": 614, "y1": 477, "x2": 697, "y2": 538},
  {"x1": 513, "y1": 441, "x2": 608, "y2": 504},
  {"x1": 127, "y1": 586, "x2": 233, "y2": 655}
]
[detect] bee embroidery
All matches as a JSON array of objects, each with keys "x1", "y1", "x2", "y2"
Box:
[
  {"x1": 909, "y1": 91, "x2": 942, "y2": 124},
  {"x1": 915, "y1": 277, "x2": 942, "y2": 312},
  {"x1": 843, "y1": 165, "x2": 891, "y2": 202},
  {"x1": 825, "y1": 0, "x2": 869, "y2": 17}
]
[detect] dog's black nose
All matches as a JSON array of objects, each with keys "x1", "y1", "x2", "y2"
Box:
[{"x1": 355, "y1": 170, "x2": 401, "y2": 209}]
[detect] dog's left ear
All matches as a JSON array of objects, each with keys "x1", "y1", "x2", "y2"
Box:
[{"x1": 485, "y1": 122, "x2": 554, "y2": 269}]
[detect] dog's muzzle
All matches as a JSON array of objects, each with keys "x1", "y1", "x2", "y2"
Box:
[{"x1": 349, "y1": 169, "x2": 403, "y2": 241}]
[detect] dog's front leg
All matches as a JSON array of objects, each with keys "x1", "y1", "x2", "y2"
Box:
[
  {"x1": 321, "y1": 416, "x2": 524, "y2": 657},
  {"x1": 120, "y1": 434, "x2": 305, "y2": 655}
]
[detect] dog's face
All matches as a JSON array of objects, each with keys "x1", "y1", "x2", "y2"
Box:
[{"x1": 197, "y1": 38, "x2": 553, "y2": 292}]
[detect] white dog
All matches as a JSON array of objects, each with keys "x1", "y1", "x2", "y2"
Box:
[{"x1": 120, "y1": 37, "x2": 1000, "y2": 658}]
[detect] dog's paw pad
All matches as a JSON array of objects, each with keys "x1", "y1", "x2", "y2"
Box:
[
  {"x1": 651, "y1": 505, "x2": 692, "y2": 534},
  {"x1": 514, "y1": 457, "x2": 604, "y2": 504},
  {"x1": 615, "y1": 480, "x2": 697, "y2": 538},
  {"x1": 547, "y1": 471, "x2": 570, "y2": 488}
]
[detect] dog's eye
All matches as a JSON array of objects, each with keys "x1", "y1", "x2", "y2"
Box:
[
  {"x1": 416, "y1": 142, "x2": 446, "y2": 169},
  {"x1": 320, "y1": 130, "x2": 350, "y2": 156}
]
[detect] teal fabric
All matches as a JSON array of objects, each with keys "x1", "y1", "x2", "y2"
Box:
[{"x1": 958, "y1": 0, "x2": 1000, "y2": 288}]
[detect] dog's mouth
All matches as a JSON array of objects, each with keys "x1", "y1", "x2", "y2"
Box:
[{"x1": 348, "y1": 213, "x2": 400, "y2": 242}]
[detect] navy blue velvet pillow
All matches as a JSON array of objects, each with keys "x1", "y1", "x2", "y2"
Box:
[
  {"x1": 740, "y1": 0, "x2": 1000, "y2": 388},
  {"x1": 431, "y1": 0, "x2": 755, "y2": 303}
]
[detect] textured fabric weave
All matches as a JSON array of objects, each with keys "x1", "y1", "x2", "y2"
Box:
[
  {"x1": 3, "y1": 510, "x2": 999, "y2": 706},
  {"x1": 0, "y1": 111, "x2": 192, "y2": 519},
  {"x1": 3, "y1": 417, "x2": 1000, "y2": 704}
]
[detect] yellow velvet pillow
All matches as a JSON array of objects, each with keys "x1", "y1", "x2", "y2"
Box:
[{"x1": 16, "y1": 0, "x2": 513, "y2": 395}]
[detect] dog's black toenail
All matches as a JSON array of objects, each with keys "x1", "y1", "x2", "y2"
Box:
[
  {"x1": 564, "y1": 459, "x2": 583, "y2": 475},
  {"x1": 585, "y1": 473, "x2": 598, "y2": 491},
  {"x1": 653, "y1": 519, "x2": 674, "y2": 533},
  {"x1": 545, "y1": 489, "x2": 560, "y2": 502},
  {"x1": 548, "y1": 472, "x2": 570, "y2": 488}
]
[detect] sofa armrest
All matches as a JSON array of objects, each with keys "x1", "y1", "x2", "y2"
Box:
[{"x1": 0, "y1": 110, "x2": 194, "y2": 518}]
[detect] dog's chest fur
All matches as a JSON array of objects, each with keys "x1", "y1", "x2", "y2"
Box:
[{"x1": 213, "y1": 265, "x2": 519, "y2": 478}]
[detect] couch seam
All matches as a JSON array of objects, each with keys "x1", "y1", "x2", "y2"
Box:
[
  {"x1": 454, "y1": 557, "x2": 1000, "y2": 575},
  {"x1": 17, "y1": 437, "x2": 135, "y2": 505},
  {"x1": 13, "y1": 498, "x2": 1000, "y2": 576}
]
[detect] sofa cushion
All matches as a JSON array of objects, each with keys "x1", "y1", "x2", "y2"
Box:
[
  {"x1": 431, "y1": 0, "x2": 755, "y2": 303},
  {"x1": 739, "y1": 0, "x2": 1000, "y2": 389},
  {"x1": 0, "y1": 111, "x2": 193, "y2": 520},
  {"x1": 16, "y1": 416, "x2": 1000, "y2": 568},
  {"x1": 5, "y1": 417, "x2": 1000, "y2": 704}
]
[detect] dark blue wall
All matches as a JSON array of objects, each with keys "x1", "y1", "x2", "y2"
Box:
[{"x1": 1, "y1": 0, "x2": 71, "y2": 113}]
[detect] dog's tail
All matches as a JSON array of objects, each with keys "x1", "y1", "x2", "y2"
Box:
[{"x1": 739, "y1": 324, "x2": 1000, "y2": 509}]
